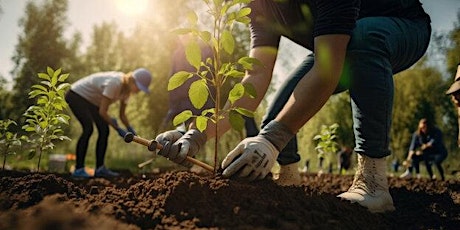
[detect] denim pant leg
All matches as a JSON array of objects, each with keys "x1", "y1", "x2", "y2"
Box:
[
  {"x1": 346, "y1": 17, "x2": 431, "y2": 158},
  {"x1": 261, "y1": 54, "x2": 315, "y2": 165}
]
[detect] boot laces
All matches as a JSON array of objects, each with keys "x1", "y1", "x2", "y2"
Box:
[{"x1": 349, "y1": 156, "x2": 386, "y2": 195}]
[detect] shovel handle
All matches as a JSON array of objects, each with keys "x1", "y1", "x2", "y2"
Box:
[{"x1": 124, "y1": 133, "x2": 214, "y2": 172}]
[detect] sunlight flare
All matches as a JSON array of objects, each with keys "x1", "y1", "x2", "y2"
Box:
[{"x1": 115, "y1": 0, "x2": 149, "y2": 16}]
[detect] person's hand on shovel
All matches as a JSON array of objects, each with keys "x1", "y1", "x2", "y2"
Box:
[{"x1": 156, "y1": 129, "x2": 207, "y2": 168}]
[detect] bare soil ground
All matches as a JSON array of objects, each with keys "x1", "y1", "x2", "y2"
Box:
[{"x1": 0, "y1": 169, "x2": 459, "y2": 230}]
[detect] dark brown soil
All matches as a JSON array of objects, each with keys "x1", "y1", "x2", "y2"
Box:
[{"x1": 0, "y1": 169, "x2": 459, "y2": 230}]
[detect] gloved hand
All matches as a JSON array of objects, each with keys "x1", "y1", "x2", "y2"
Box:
[
  {"x1": 175, "y1": 129, "x2": 207, "y2": 167},
  {"x1": 155, "y1": 130, "x2": 184, "y2": 147},
  {"x1": 221, "y1": 135, "x2": 279, "y2": 181},
  {"x1": 111, "y1": 117, "x2": 119, "y2": 127},
  {"x1": 127, "y1": 126, "x2": 136, "y2": 135},
  {"x1": 116, "y1": 128, "x2": 128, "y2": 138},
  {"x1": 156, "y1": 129, "x2": 206, "y2": 168},
  {"x1": 155, "y1": 130, "x2": 184, "y2": 163}
]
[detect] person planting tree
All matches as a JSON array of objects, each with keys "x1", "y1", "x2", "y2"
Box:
[
  {"x1": 65, "y1": 68, "x2": 152, "y2": 178},
  {"x1": 156, "y1": 0, "x2": 431, "y2": 213}
]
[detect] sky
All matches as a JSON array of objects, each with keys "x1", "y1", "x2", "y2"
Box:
[{"x1": 0, "y1": 0, "x2": 459, "y2": 89}]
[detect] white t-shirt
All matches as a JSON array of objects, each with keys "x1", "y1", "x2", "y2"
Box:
[{"x1": 71, "y1": 71, "x2": 129, "y2": 107}]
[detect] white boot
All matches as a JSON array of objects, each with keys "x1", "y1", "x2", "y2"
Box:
[
  {"x1": 275, "y1": 163, "x2": 301, "y2": 186},
  {"x1": 399, "y1": 169, "x2": 412, "y2": 179},
  {"x1": 337, "y1": 155, "x2": 395, "y2": 213}
]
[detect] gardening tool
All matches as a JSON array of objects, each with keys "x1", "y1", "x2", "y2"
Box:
[{"x1": 123, "y1": 132, "x2": 214, "y2": 172}]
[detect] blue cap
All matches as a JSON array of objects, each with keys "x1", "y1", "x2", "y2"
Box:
[{"x1": 133, "y1": 68, "x2": 152, "y2": 94}]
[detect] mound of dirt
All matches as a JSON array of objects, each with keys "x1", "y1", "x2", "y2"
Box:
[{"x1": 0, "y1": 170, "x2": 459, "y2": 229}]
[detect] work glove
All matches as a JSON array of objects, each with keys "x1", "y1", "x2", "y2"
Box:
[
  {"x1": 116, "y1": 128, "x2": 128, "y2": 138},
  {"x1": 221, "y1": 120, "x2": 294, "y2": 181},
  {"x1": 155, "y1": 130, "x2": 184, "y2": 147},
  {"x1": 221, "y1": 136, "x2": 279, "y2": 181},
  {"x1": 127, "y1": 126, "x2": 137, "y2": 136},
  {"x1": 111, "y1": 117, "x2": 119, "y2": 127},
  {"x1": 111, "y1": 118, "x2": 127, "y2": 138},
  {"x1": 157, "y1": 129, "x2": 206, "y2": 168},
  {"x1": 155, "y1": 130, "x2": 184, "y2": 163}
]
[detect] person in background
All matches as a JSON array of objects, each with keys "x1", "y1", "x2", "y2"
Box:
[
  {"x1": 65, "y1": 68, "x2": 152, "y2": 178},
  {"x1": 155, "y1": 0, "x2": 431, "y2": 213},
  {"x1": 337, "y1": 146, "x2": 353, "y2": 175},
  {"x1": 400, "y1": 118, "x2": 448, "y2": 180},
  {"x1": 446, "y1": 63, "x2": 460, "y2": 147}
]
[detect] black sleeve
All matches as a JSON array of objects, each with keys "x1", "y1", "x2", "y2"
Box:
[
  {"x1": 248, "y1": 0, "x2": 282, "y2": 48},
  {"x1": 313, "y1": 0, "x2": 360, "y2": 37}
]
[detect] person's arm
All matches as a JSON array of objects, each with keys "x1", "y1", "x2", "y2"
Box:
[
  {"x1": 202, "y1": 46, "x2": 278, "y2": 139},
  {"x1": 119, "y1": 100, "x2": 130, "y2": 127},
  {"x1": 99, "y1": 96, "x2": 117, "y2": 128},
  {"x1": 221, "y1": 34, "x2": 351, "y2": 179},
  {"x1": 275, "y1": 34, "x2": 350, "y2": 133}
]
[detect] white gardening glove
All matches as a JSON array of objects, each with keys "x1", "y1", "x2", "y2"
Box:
[
  {"x1": 221, "y1": 120, "x2": 294, "y2": 181},
  {"x1": 221, "y1": 136, "x2": 279, "y2": 181},
  {"x1": 155, "y1": 130, "x2": 183, "y2": 159}
]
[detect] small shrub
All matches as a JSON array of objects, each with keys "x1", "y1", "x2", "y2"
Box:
[
  {"x1": 169, "y1": 0, "x2": 258, "y2": 170},
  {"x1": 313, "y1": 123, "x2": 339, "y2": 162},
  {"x1": 22, "y1": 67, "x2": 71, "y2": 171},
  {"x1": 0, "y1": 119, "x2": 24, "y2": 170}
]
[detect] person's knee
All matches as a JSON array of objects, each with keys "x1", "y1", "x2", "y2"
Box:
[{"x1": 81, "y1": 125, "x2": 94, "y2": 137}]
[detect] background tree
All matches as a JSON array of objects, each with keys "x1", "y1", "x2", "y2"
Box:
[{"x1": 9, "y1": 0, "x2": 77, "y2": 125}]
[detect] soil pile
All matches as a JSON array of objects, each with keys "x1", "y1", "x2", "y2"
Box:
[{"x1": 0, "y1": 170, "x2": 459, "y2": 229}]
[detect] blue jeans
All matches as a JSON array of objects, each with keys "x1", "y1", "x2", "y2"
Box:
[{"x1": 262, "y1": 17, "x2": 431, "y2": 165}]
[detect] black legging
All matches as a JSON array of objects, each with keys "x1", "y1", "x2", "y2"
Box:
[
  {"x1": 412, "y1": 152, "x2": 446, "y2": 180},
  {"x1": 65, "y1": 90, "x2": 109, "y2": 169}
]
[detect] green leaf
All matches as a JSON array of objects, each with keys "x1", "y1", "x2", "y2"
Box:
[
  {"x1": 185, "y1": 40, "x2": 202, "y2": 70},
  {"x1": 28, "y1": 150, "x2": 36, "y2": 160},
  {"x1": 229, "y1": 111, "x2": 245, "y2": 132},
  {"x1": 199, "y1": 31, "x2": 212, "y2": 42},
  {"x1": 196, "y1": 116, "x2": 208, "y2": 132},
  {"x1": 226, "y1": 69, "x2": 245, "y2": 78},
  {"x1": 53, "y1": 68, "x2": 62, "y2": 78},
  {"x1": 221, "y1": 30, "x2": 235, "y2": 55},
  {"x1": 228, "y1": 83, "x2": 244, "y2": 104},
  {"x1": 57, "y1": 83, "x2": 71, "y2": 92},
  {"x1": 243, "y1": 83, "x2": 257, "y2": 98},
  {"x1": 58, "y1": 73, "x2": 69, "y2": 82},
  {"x1": 31, "y1": 85, "x2": 48, "y2": 92},
  {"x1": 201, "y1": 108, "x2": 215, "y2": 117},
  {"x1": 38, "y1": 73, "x2": 51, "y2": 81},
  {"x1": 238, "y1": 57, "x2": 262, "y2": 70},
  {"x1": 173, "y1": 110, "x2": 193, "y2": 126},
  {"x1": 234, "y1": 107, "x2": 254, "y2": 117},
  {"x1": 237, "y1": 7, "x2": 251, "y2": 18},
  {"x1": 236, "y1": 16, "x2": 251, "y2": 24},
  {"x1": 168, "y1": 71, "x2": 193, "y2": 90},
  {"x1": 186, "y1": 11, "x2": 198, "y2": 25},
  {"x1": 189, "y1": 79, "x2": 209, "y2": 109}
]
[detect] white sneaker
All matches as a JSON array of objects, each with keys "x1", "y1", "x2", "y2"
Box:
[
  {"x1": 399, "y1": 169, "x2": 412, "y2": 179},
  {"x1": 337, "y1": 155, "x2": 395, "y2": 213},
  {"x1": 274, "y1": 163, "x2": 301, "y2": 186}
]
